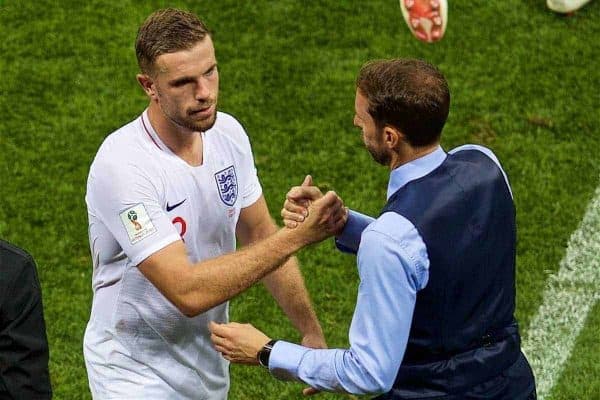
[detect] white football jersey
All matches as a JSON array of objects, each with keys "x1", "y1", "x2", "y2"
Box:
[{"x1": 84, "y1": 110, "x2": 262, "y2": 399}]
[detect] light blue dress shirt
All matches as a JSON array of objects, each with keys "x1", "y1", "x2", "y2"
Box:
[{"x1": 268, "y1": 145, "x2": 509, "y2": 394}]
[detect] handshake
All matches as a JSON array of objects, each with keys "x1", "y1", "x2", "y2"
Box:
[{"x1": 280, "y1": 175, "x2": 348, "y2": 246}]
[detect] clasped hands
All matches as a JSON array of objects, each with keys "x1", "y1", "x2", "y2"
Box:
[{"x1": 280, "y1": 175, "x2": 348, "y2": 237}]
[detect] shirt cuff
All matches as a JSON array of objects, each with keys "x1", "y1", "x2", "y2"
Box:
[
  {"x1": 335, "y1": 210, "x2": 374, "y2": 254},
  {"x1": 268, "y1": 341, "x2": 308, "y2": 381},
  {"x1": 129, "y1": 233, "x2": 182, "y2": 267}
]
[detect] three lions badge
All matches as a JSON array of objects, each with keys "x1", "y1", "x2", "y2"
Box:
[{"x1": 214, "y1": 166, "x2": 238, "y2": 206}]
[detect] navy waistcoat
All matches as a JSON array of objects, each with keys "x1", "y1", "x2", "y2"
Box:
[{"x1": 377, "y1": 149, "x2": 530, "y2": 399}]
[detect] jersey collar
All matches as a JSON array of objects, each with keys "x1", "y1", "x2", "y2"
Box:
[{"x1": 140, "y1": 109, "x2": 172, "y2": 154}]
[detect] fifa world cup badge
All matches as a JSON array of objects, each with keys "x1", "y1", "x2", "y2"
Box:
[{"x1": 119, "y1": 204, "x2": 157, "y2": 244}]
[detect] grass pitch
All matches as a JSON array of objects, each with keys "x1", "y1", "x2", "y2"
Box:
[{"x1": 0, "y1": 1, "x2": 598, "y2": 399}]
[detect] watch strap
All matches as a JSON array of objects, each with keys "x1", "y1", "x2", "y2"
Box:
[{"x1": 257, "y1": 339, "x2": 278, "y2": 368}]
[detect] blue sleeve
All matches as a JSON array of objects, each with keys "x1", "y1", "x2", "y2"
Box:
[
  {"x1": 334, "y1": 210, "x2": 375, "y2": 254},
  {"x1": 269, "y1": 213, "x2": 429, "y2": 394}
]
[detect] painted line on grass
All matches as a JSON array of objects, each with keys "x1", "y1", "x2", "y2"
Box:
[{"x1": 522, "y1": 181, "x2": 600, "y2": 399}]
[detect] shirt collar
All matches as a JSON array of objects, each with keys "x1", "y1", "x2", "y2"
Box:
[
  {"x1": 387, "y1": 146, "x2": 447, "y2": 200},
  {"x1": 141, "y1": 109, "x2": 170, "y2": 153}
]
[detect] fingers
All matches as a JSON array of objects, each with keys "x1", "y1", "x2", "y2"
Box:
[
  {"x1": 323, "y1": 202, "x2": 346, "y2": 232},
  {"x1": 208, "y1": 320, "x2": 230, "y2": 336},
  {"x1": 315, "y1": 190, "x2": 339, "y2": 206},
  {"x1": 301, "y1": 175, "x2": 313, "y2": 187},
  {"x1": 287, "y1": 185, "x2": 323, "y2": 202},
  {"x1": 282, "y1": 181, "x2": 313, "y2": 228},
  {"x1": 209, "y1": 321, "x2": 270, "y2": 366},
  {"x1": 283, "y1": 220, "x2": 298, "y2": 229},
  {"x1": 310, "y1": 192, "x2": 348, "y2": 235},
  {"x1": 209, "y1": 321, "x2": 247, "y2": 336},
  {"x1": 209, "y1": 321, "x2": 238, "y2": 353},
  {"x1": 313, "y1": 191, "x2": 344, "y2": 216},
  {"x1": 282, "y1": 198, "x2": 309, "y2": 228},
  {"x1": 210, "y1": 332, "x2": 228, "y2": 348},
  {"x1": 334, "y1": 208, "x2": 349, "y2": 235},
  {"x1": 282, "y1": 199, "x2": 308, "y2": 219},
  {"x1": 302, "y1": 387, "x2": 320, "y2": 396},
  {"x1": 211, "y1": 333, "x2": 232, "y2": 356},
  {"x1": 210, "y1": 334, "x2": 247, "y2": 363},
  {"x1": 209, "y1": 321, "x2": 232, "y2": 351},
  {"x1": 330, "y1": 203, "x2": 346, "y2": 223},
  {"x1": 281, "y1": 212, "x2": 301, "y2": 228},
  {"x1": 328, "y1": 212, "x2": 347, "y2": 236},
  {"x1": 208, "y1": 321, "x2": 223, "y2": 336}
]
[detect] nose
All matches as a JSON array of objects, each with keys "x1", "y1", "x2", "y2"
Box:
[{"x1": 195, "y1": 79, "x2": 211, "y2": 101}]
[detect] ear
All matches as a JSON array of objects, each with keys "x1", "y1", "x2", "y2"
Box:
[
  {"x1": 136, "y1": 73, "x2": 158, "y2": 101},
  {"x1": 383, "y1": 125, "x2": 403, "y2": 150}
]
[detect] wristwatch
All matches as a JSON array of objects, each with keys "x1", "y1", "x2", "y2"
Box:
[{"x1": 257, "y1": 339, "x2": 278, "y2": 368}]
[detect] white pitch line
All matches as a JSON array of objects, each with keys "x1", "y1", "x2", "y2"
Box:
[{"x1": 522, "y1": 181, "x2": 600, "y2": 399}]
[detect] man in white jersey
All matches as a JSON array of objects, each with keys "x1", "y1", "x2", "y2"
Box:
[{"x1": 84, "y1": 8, "x2": 344, "y2": 399}]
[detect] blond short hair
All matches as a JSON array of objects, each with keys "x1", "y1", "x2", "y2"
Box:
[{"x1": 135, "y1": 8, "x2": 210, "y2": 75}]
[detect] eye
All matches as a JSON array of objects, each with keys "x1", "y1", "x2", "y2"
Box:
[
  {"x1": 171, "y1": 78, "x2": 193, "y2": 88},
  {"x1": 204, "y1": 65, "x2": 217, "y2": 77}
]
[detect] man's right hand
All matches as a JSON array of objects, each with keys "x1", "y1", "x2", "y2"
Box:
[
  {"x1": 282, "y1": 175, "x2": 348, "y2": 239},
  {"x1": 281, "y1": 175, "x2": 322, "y2": 228},
  {"x1": 288, "y1": 190, "x2": 346, "y2": 246}
]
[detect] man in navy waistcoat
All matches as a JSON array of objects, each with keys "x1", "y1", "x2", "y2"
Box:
[{"x1": 209, "y1": 58, "x2": 536, "y2": 399}]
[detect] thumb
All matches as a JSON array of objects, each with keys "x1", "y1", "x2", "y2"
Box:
[{"x1": 302, "y1": 175, "x2": 313, "y2": 187}]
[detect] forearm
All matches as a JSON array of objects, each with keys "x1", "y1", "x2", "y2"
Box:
[
  {"x1": 146, "y1": 228, "x2": 306, "y2": 317},
  {"x1": 262, "y1": 257, "x2": 323, "y2": 338},
  {"x1": 190, "y1": 228, "x2": 308, "y2": 313},
  {"x1": 140, "y1": 192, "x2": 340, "y2": 317},
  {"x1": 270, "y1": 343, "x2": 391, "y2": 394},
  {"x1": 241, "y1": 216, "x2": 323, "y2": 337}
]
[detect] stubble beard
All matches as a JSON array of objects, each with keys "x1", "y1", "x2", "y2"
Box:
[
  {"x1": 163, "y1": 103, "x2": 218, "y2": 133},
  {"x1": 186, "y1": 108, "x2": 217, "y2": 132},
  {"x1": 156, "y1": 86, "x2": 218, "y2": 133},
  {"x1": 365, "y1": 129, "x2": 390, "y2": 166},
  {"x1": 367, "y1": 145, "x2": 391, "y2": 166}
]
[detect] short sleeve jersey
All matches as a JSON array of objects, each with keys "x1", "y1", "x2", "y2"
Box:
[{"x1": 83, "y1": 110, "x2": 262, "y2": 399}]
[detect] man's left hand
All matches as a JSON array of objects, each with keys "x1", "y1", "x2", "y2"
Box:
[{"x1": 209, "y1": 321, "x2": 270, "y2": 365}]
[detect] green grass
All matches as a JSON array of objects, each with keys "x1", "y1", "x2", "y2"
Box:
[
  {"x1": 0, "y1": 0, "x2": 598, "y2": 399},
  {"x1": 550, "y1": 301, "x2": 600, "y2": 399}
]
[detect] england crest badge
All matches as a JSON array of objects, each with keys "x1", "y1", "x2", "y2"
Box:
[{"x1": 214, "y1": 165, "x2": 238, "y2": 206}]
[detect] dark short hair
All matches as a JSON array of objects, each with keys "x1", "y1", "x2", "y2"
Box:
[
  {"x1": 356, "y1": 59, "x2": 450, "y2": 147},
  {"x1": 135, "y1": 8, "x2": 211, "y2": 75}
]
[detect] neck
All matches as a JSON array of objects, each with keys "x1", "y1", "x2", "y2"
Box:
[
  {"x1": 147, "y1": 103, "x2": 203, "y2": 166},
  {"x1": 389, "y1": 143, "x2": 439, "y2": 170}
]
